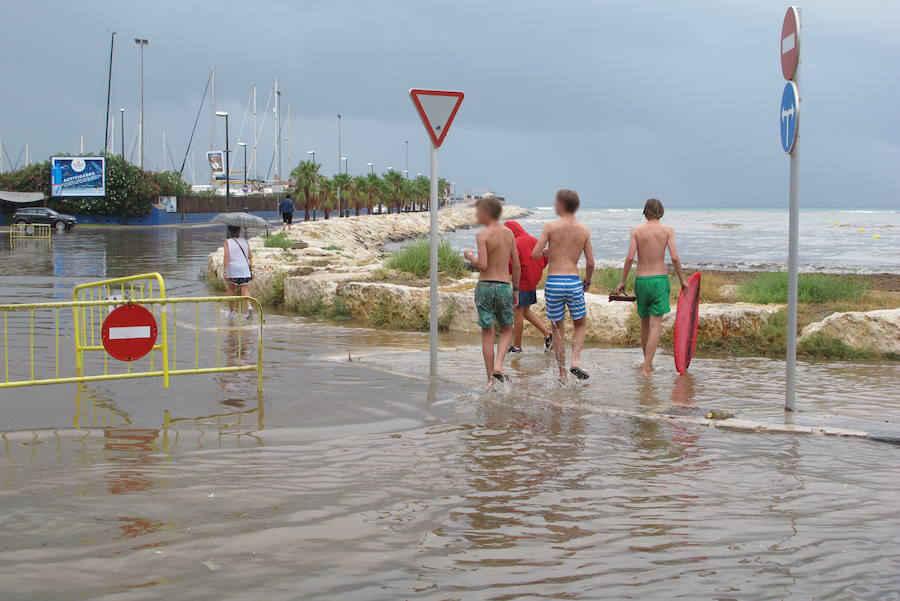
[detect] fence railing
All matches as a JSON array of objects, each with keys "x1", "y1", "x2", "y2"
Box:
[
  {"x1": 1, "y1": 278, "x2": 263, "y2": 393},
  {"x1": 9, "y1": 223, "x2": 52, "y2": 240}
]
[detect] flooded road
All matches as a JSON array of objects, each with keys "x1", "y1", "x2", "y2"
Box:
[{"x1": 2, "y1": 228, "x2": 899, "y2": 600}]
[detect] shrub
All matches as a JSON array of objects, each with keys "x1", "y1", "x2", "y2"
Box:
[
  {"x1": 257, "y1": 272, "x2": 287, "y2": 306},
  {"x1": 385, "y1": 238, "x2": 467, "y2": 279},
  {"x1": 263, "y1": 231, "x2": 293, "y2": 249},
  {"x1": 739, "y1": 272, "x2": 868, "y2": 304}
]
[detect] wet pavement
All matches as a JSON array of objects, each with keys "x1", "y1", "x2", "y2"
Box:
[{"x1": 1, "y1": 227, "x2": 899, "y2": 600}]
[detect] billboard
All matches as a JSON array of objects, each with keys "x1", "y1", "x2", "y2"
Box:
[
  {"x1": 206, "y1": 151, "x2": 225, "y2": 174},
  {"x1": 51, "y1": 156, "x2": 106, "y2": 197}
]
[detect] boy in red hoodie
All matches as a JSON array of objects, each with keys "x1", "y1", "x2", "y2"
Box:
[{"x1": 505, "y1": 221, "x2": 553, "y2": 353}]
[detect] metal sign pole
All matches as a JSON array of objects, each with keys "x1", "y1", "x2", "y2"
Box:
[
  {"x1": 429, "y1": 144, "x2": 439, "y2": 377},
  {"x1": 785, "y1": 10, "x2": 801, "y2": 412}
]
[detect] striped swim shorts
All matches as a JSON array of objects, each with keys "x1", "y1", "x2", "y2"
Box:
[{"x1": 544, "y1": 275, "x2": 586, "y2": 322}]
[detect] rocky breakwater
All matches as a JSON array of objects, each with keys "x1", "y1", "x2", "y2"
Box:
[
  {"x1": 800, "y1": 308, "x2": 900, "y2": 355},
  {"x1": 207, "y1": 204, "x2": 530, "y2": 302}
]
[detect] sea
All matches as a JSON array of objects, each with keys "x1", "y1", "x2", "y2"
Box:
[{"x1": 440, "y1": 207, "x2": 900, "y2": 274}]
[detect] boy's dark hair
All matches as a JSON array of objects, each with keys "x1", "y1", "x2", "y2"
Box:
[
  {"x1": 556, "y1": 189, "x2": 580, "y2": 213},
  {"x1": 227, "y1": 225, "x2": 241, "y2": 238},
  {"x1": 643, "y1": 198, "x2": 664, "y2": 220},
  {"x1": 476, "y1": 196, "x2": 503, "y2": 220}
]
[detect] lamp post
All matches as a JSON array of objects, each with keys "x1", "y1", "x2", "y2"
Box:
[
  {"x1": 133, "y1": 38, "x2": 148, "y2": 169},
  {"x1": 306, "y1": 150, "x2": 315, "y2": 165},
  {"x1": 405, "y1": 140, "x2": 409, "y2": 177},
  {"x1": 368, "y1": 162, "x2": 374, "y2": 174},
  {"x1": 337, "y1": 114, "x2": 341, "y2": 174},
  {"x1": 119, "y1": 108, "x2": 125, "y2": 160},
  {"x1": 216, "y1": 111, "x2": 230, "y2": 211},
  {"x1": 237, "y1": 142, "x2": 248, "y2": 193}
]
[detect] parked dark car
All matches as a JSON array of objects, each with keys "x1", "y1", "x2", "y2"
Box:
[{"x1": 13, "y1": 207, "x2": 77, "y2": 231}]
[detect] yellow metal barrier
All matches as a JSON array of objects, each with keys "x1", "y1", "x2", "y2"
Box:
[
  {"x1": 72, "y1": 273, "x2": 170, "y2": 387},
  {"x1": 0, "y1": 295, "x2": 263, "y2": 393},
  {"x1": 9, "y1": 222, "x2": 52, "y2": 240}
]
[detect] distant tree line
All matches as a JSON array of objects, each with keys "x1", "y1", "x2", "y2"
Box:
[
  {"x1": 290, "y1": 159, "x2": 450, "y2": 221},
  {"x1": 0, "y1": 153, "x2": 187, "y2": 217}
]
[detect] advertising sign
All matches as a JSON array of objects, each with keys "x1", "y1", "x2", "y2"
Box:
[
  {"x1": 50, "y1": 156, "x2": 106, "y2": 197},
  {"x1": 207, "y1": 151, "x2": 225, "y2": 174},
  {"x1": 159, "y1": 196, "x2": 177, "y2": 213}
]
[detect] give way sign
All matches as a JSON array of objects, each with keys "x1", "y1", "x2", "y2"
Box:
[
  {"x1": 101, "y1": 304, "x2": 158, "y2": 362},
  {"x1": 409, "y1": 89, "x2": 464, "y2": 148}
]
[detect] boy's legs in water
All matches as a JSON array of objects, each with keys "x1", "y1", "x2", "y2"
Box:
[
  {"x1": 640, "y1": 316, "x2": 650, "y2": 357},
  {"x1": 552, "y1": 319, "x2": 567, "y2": 380},
  {"x1": 571, "y1": 316, "x2": 586, "y2": 371},
  {"x1": 642, "y1": 314, "x2": 663, "y2": 376},
  {"x1": 481, "y1": 327, "x2": 496, "y2": 388},
  {"x1": 512, "y1": 307, "x2": 525, "y2": 348},
  {"x1": 494, "y1": 325, "x2": 513, "y2": 375},
  {"x1": 523, "y1": 306, "x2": 550, "y2": 339}
]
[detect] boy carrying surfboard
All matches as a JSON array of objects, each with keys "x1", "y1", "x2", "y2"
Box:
[{"x1": 614, "y1": 198, "x2": 687, "y2": 376}]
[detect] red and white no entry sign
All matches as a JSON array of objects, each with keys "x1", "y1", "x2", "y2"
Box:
[
  {"x1": 409, "y1": 89, "x2": 464, "y2": 148},
  {"x1": 101, "y1": 304, "x2": 158, "y2": 362},
  {"x1": 781, "y1": 6, "x2": 800, "y2": 80}
]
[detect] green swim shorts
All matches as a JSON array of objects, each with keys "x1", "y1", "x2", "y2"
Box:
[
  {"x1": 475, "y1": 280, "x2": 514, "y2": 329},
  {"x1": 635, "y1": 274, "x2": 671, "y2": 318}
]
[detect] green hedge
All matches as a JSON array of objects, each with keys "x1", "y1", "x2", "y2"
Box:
[{"x1": 0, "y1": 153, "x2": 187, "y2": 217}]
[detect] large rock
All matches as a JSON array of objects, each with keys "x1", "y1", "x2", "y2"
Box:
[
  {"x1": 800, "y1": 308, "x2": 900, "y2": 354},
  {"x1": 661, "y1": 302, "x2": 782, "y2": 339},
  {"x1": 284, "y1": 269, "x2": 374, "y2": 308}
]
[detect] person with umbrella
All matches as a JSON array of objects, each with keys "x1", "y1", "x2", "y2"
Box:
[{"x1": 222, "y1": 224, "x2": 253, "y2": 318}]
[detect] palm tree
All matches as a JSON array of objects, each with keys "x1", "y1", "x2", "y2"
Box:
[
  {"x1": 439, "y1": 178, "x2": 450, "y2": 208},
  {"x1": 351, "y1": 175, "x2": 367, "y2": 216},
  {"x1": 413, "y1": 175, "x2": 429, "y2": 211},
  {"x1": 382, "y1": 170, "x2": 405, "y2": 214},
  {"x1": 332, "y1": 172, "x2": 352, "y2": 218},
  {"x1": 366, "y1": 172, "x2": 383, "y2": 214},
  {"x1": 319, "y1": 175, "x2": 335, "y2": 219},
  {"x1": 290, "y1": 159, "x2": 320, "y2": 221}
]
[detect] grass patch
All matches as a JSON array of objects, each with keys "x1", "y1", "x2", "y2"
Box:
[
  {"x1": 386, "y1": 239, "x2": 467, "y2": 279},
  {"x1": 263, "y1": 231, "x2": 293, "y2": 249},
  {"x1": 739, "y1": 272, "x2": 868, "y2": 304},
  {"x1": 206, "y1": 276, "x2": 227, "y2": 293},
  {"x1": 798, "y1": 333, "x2": 875, "y2": 360},
  {"x1": 591, "y1": 266, "x2": 635, "y2": 293},
  {"x1": 257, "y1": 271, "x2": 288, "y2": 307},
  {"x1": 323, "y1": 244, "x2": 344, "y2": 251},
  {"x1": 291, "y1": 293, "x2": 351, "y2": 320}
]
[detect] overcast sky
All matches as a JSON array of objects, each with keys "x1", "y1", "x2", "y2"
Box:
[{"x1": 1, "y1": 0, "x2": 898, "y2": 208}]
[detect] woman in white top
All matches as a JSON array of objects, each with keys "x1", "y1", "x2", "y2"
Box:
[{"x1": 222, "y1": 225, "x2": 253, "y2": 317}]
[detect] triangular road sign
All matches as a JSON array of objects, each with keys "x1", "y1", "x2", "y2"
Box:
[{"x1": 409, "y1": 89, "x2": 464, "y2": 148}]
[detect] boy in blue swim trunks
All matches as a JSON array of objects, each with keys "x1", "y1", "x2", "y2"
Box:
[
  {"x1": 614, "y1": 198, "x2": 687, "y2": 376},
  {"x1": 532, "y1": 190, "x2": 595, "y2": 382},
  {"x1": 464, "y1": 196, "x2": 521, "y2": 389}
]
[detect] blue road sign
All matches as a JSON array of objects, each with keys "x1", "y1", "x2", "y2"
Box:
[
  {"x1": 780, "y1": 81, "x2": 799, "y2": 154},
  {"x1": 242, "y1": 184, "x2": 250, "y2": 193}
]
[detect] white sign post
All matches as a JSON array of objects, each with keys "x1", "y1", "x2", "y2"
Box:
[
  {"x1": 409, "y1": 89, "x2": 464, "y2": 377},
  {"x1": 781, "y1": 7, "x2": 801, "y2": 412}
]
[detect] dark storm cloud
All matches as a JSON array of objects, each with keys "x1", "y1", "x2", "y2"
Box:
[{"x1": 1, "y1": 0, "x2": 897, "y2": 208}]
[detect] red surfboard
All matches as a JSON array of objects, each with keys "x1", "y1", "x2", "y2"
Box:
[{"x1": 673, "y1": 272, "x2": 702, "y2": 374}]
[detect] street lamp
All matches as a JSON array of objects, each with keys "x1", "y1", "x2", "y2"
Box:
[
  {"x1": 237, "y1": 142, "x2": 248, "y2": 194},
  {"x1": 133, "y1": 38, "x2": 148, "y2": 169},
  {"x1": 119, "y1": 108, "x2": 125, "y2": 160},
  {"x1": 341, "y1": 157, "x2": 348, "y2": 174},
  {"x1": 216, "y1": 111, "x2": 230, "y2": 211},
  {"x1": 405, "y1": 140, "x2": 409, "y2": 177},
  {"x1": 367, "y1": 162, "x2": 374, "y2": 175},
  {"x1": 306, "y1": 150, "x2": 315, "y2": 165},
  {"x1": 337, "y1": 114, "x2": 341, "y2": 175}
]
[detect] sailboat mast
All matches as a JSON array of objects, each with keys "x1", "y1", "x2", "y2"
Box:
[
  {"x1": 104, "y1": 31, "x2": 116, "y2": 153},
  {"x1": 252, "y1": 84, "x2": 257, "y2": 180},
  {"x1": 274, "y1": 77, "x2": 280, "y2": 182},
  {"x1": 210, "y1": 66, "x2": 216, "y2": 151},
  {"x1": 287, "y1": 105, "x2": 292, "y2": 175}
]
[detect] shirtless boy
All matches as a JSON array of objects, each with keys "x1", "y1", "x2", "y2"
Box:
[
  {"x1": 532, "y1": 190, "x2": 595, "y2": 382},
  {"x1": 464, "y1": 196, "x2": 521, "y2": 389},
  {"x1": 614, "y1": 198, "x2": 686, "y2": 376}
]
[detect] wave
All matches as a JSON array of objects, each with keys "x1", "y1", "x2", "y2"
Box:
[
  {"x1": 839, "y1": 210, "x2": 897, "y2": 214},
  {"x1": 533, "y1": 206, "x2": 553, "y2": 211}
]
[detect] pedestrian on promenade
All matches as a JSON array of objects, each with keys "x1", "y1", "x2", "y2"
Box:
[
  {"x1": 280, "y1": 195, "x2": 296, "y2": 231},
  {"x1": 504, "y1": 220, "x2": 553, "y2": 353},
  {"x1": 222, "y1": 225, "x2": 253, "y2": 318}
]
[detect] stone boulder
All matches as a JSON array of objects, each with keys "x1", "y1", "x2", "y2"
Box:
[
  {"x1": 660, "y1": 302, "x2": 781, "y2": 339},
  {"x1": 800, "y1": 308, "x2": 900, "y2": 354}
]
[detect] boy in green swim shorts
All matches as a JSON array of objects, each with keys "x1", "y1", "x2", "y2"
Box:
[
  {"x1": 464, "y1": 196, "x2": 521, "y2": 389},
  {"x1": 614, "y1": 198, "x2": 687, "y2": 376}
]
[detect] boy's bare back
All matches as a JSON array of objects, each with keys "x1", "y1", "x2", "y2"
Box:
[
  {"x1": 632, "y1": 221, "x2": 677, "y2": 277},
  {"x1": 476, "y1": 225, "x2": 516, "y2": 282},
  {"x1": 539, "y1": 218, "x2": 592, "y2": 276}
]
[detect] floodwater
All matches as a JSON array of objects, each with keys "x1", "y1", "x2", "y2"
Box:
[{"x1": 2, "y1": 228, "x2": 900, "y2": 600}]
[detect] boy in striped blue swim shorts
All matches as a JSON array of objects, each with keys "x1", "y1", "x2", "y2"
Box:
[{"x1": 532, "y1": 190, "x2": 595, "y2": 382}]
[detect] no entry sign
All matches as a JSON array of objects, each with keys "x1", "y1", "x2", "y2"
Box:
[
  {"x1": 101, "y1": 304, "x2": 158, "y2": 361},
  {"x1": 409, "y1": 89, "x2": 464, "y2": 148},
  {"x1": 781, "y1": 6, "x2": 800, "y2": 80}
]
